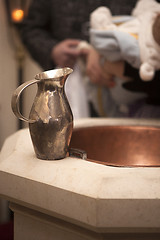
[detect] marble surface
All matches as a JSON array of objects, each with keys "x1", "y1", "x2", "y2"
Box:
[{"x1": 0, "y1": 118, "x2": 160, "y2": 232}]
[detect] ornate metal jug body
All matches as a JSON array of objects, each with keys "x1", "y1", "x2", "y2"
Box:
[{"x1": 11, "y1": 68, "x2": 73, "y2": 160}]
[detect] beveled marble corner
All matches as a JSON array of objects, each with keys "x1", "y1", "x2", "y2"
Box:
[{"x1": 0, "y1": 118, "x2": 160, "y2": 233}]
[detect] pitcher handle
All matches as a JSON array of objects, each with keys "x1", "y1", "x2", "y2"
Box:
[{"x1": 11, "y1": 79, "x2": 39, "y2": 123}]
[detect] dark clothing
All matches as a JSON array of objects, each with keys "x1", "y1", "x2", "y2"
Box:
[
  {"x1": 20, "y1": 0, "x2": 137, "y2": 70},
  {"x1": 123, "y1": 62, "x2": 160, "y2": 106},
  {"x1": 20, "y1": 0, "x2": 160, "y2": 117}
]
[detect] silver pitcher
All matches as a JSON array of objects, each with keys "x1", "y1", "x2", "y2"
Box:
[{"x1": 11, "y1": 68, "x2": 73, "y2": 160}]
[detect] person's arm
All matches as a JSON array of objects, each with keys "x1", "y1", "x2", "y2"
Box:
[
  {"x1": 81, "y1": 47, "x2": 115, "y2": 87},
  {"x1": 96, "y1": 60, "x2": 131, "y2": 87},
  {"x1": 85, "y1": 58, "x2": 137, "y2": 88},
  {"x1": 20, "y1": 0, "x2": 57, "y2": 70}
]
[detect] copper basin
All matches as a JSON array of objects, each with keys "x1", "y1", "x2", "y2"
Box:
[{"x1": 70, "y1": 125, "x2": 160, "y2": 167}]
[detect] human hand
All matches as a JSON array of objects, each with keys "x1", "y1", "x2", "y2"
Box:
[
  {"x1": 103, "y1": 60, "x2": 130, "y2": 85},
  {"x1": 51, "y1": 39, "x2": 81, "y2": 68},
  {"x1": 83, "y1": 47, "x2": 115, "y2": 87}
]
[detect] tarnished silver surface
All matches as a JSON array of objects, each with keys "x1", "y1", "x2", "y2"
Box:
[{"x1": 11, "y1": 68, "x2": 73, "y2": 160}]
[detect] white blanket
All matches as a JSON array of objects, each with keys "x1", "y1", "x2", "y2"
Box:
[{"x1": 90, "y1": 1, "x2": 160, "y2": 81}]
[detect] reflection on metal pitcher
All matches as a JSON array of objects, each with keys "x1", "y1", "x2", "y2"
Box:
[{"x1": 11, "y1": 68, "x2": 73, "y2": 160}]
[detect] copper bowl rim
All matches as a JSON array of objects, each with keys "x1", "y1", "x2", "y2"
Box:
[{"x1": 71, "y1": 124, "x2": 160, "y2": 168}]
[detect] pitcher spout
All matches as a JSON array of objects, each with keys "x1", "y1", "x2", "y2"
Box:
[{"x1": 35, "y1": 67, "x2": 73, "y2": 80}]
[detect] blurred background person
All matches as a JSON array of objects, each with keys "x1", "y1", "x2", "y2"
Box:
[{"x1": 19, "y1": 0, "x2": 137, "y2": 118}]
